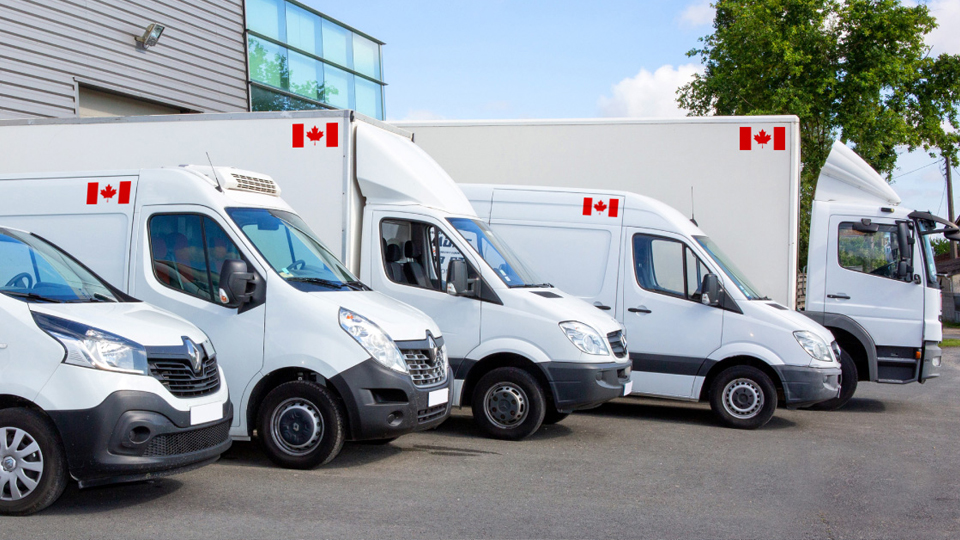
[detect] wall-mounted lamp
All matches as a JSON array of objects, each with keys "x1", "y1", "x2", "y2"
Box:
[{"x1": 136, "y1": 23, "x2": 165, "y2": 49}]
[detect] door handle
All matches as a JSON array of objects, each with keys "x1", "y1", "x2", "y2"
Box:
[
  {"x1": 593, "y1": 302, "x2": 611, "y2": 311},
  {"x1": 827, "y1": 293, "x2": 851, "y2": 300},
  {"x1": 628, "y1": 306, "x2": 652, "y2": 314}
]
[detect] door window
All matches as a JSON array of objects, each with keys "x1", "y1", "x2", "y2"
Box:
[
  {"x1": 633, "y1": 234, "x2": 709, "y2": 301},
  {"x1": 380, "y1": 219, "x2": 474, "y2": 292},
  {"x1": 837, "y1": 223, "x2": 901, "y2": 280}
]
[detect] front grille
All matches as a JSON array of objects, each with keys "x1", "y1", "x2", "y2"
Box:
[
  {"x1": 403, "y1": 349, "x2": 446, "y2": 387},
  {"x1": 143, "y1": 420, "x2": 230, "y2": 457},
  {"x1": 231, "y1": 173, "x2": 279, "y2": 195},
  {"x1": 148, "y1": 355, "x2": 221, "y2": 398},
  {"x1": 417, "y1": 404, "x2": 447, "y2": 424},
  {"x1": 607, "y1": 330, "x2": 628, "y2": 358}
]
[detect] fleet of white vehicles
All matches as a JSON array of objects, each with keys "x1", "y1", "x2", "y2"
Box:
[
  {"x1": 0, "y1": 226, "x2": 231, "y2": 515},
  {"x1": 396, "y1": 118, "x2": 958, "y2": 409}
]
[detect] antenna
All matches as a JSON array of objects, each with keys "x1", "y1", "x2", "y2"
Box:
[
  {"x1": 205, "y1": 152, "x2": 224, "y2": 192},
  {"x1": 690, "y1": 187, "x2": 698, "y2": 226}
]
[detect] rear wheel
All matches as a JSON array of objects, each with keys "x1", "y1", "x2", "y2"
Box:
[
  {"x1": 257, "y1": 381, "x2": 345, "y2": 469},
  {"x1": 708, "y1": 365, "x2": 777, "y2": 429},
  {"x1": 471, "y1": 368, "x2": 545, "y2": 440},
  {"x1": 0, "y1": 408, "x2": 68, "y2": 516},
  {"x1": 808, "y1": 350, "x2": 858, "y2": 411}
]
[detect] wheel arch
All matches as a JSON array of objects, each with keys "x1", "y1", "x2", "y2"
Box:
[
  {"x1": 698, "y1": 356, "x2": 785, "y2": 403},
  {"x1": 805, "y1": 311, "x2": 876, "y2": 382},
  {"x1": 245, "y1": 367, "x2": 353, "y2": 439},
  {"x1": 0, "y1": 394, "x2": 43, "y2": 413},
  {"x1": 460, "y1": 353, "x2": 556, "y2": 410}
]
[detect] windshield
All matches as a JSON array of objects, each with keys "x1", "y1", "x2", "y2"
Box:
[
  {"x1": 917, "y1": 219, "x2": 939, "y2": 289},
  {"x1": 227, "y1": 208, "x2": 365, "y2": 292},
  {"x1": 447, "y1": 218, "x2": 546, "y2": 288},
  {"x1": 0, "y1": 228, "x2": 121, "y2": 303},
  {"x1": 694, "y1": 236, "x2": 764, "y2": 300}
]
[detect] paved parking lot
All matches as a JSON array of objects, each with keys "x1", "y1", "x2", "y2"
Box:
[{"x1": 4, "y1": 350, "x2": 960, "y2": 539}]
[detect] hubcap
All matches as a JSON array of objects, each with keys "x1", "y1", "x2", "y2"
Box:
[
  {"x1": 722, "y1": 378, "x2": 764, "y2": 419},
  {"x1": 484, "y1": 383, "x2": 528, "y2": 429},
  {"x1": 0, "y1": 427, "x2": 44, "y2": 502},
  {"x1": 271, "y1": 399, "x2": 323, "y2": 456}
]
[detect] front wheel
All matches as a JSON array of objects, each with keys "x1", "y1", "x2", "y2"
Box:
[
  {"x1": 257, "y1": 381, "x2": 346, "y2": 469},
  {"x1": 0, "y1": 408, "x2": 68, "y2": 516},
  {"x1": 708, "y1": 366, "x2": 777, "y2": 429},
  {"x1": 471, "y1": 368, "x2": 546, "y2": 440},
  {"x1": 808, "y1": 350, "x2": 858, "y2": 411}
]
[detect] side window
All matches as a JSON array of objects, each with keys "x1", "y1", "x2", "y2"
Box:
[
  {"x1": 380, "y1": 219, "x2": 472, "y2": 292},
  {"x1": 149, "y1": 214, "x2": 244, "y2": 303},
  {"x1": 204, "y1": 218, "x2": 244, "y2": 294},
  {"x1": 838, "y1": 223, "x2": 900, "y2": 279},
  {"x1": 633, "y1": 234, "x2": 709, "y2": 301}
]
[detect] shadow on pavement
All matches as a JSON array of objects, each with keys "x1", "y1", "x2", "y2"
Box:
[
  {"x1": 218, "y1": 440, "x2": 403, "y2": 470},
  {"x1": 835, "y1": 398, "x2": 887, "y2": 413},
  {"x1": 42, "y1": 478, "x2": 183, "y2": 516},
  {"x1": 580, "y1": 398, "x2": 797, "y2": 430},
  {"x1": 429, "y1": 414, "x2": 575, "y2": 441}
]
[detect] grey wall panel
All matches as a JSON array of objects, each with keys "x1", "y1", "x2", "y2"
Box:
[{"x1": 0, "y1": 0, "x2": 247, "y2": 119}]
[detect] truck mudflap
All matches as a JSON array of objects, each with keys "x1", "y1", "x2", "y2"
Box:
[
  {"x1": 772, "y1": 365, "x2": 842, "y2": 409},
  {"x1": 920, "y1": 342, "x2": 942, "y2": 382},
  {"x1": 541, "y1": 361, "x2": 632, "y2": 413}
]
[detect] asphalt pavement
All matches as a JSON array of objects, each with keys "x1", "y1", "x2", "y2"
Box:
[{"x1": 4, "y1": 350, "x2": 960, "y2": 539}]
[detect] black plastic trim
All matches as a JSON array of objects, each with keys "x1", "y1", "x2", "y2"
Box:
[
  {"x1": 629, "y1": 352, "x2": 713, "y2": 377},
  {"x1": 772, "y1": 365, "x2": 842, "y2": 408},
  {"x1": 539, "y1": 360, "x2": 631, "y2": 412}
]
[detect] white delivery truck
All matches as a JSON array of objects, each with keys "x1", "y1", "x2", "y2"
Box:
[
  {"x1": 0, "y1": 165, "x2": 452, "y2": 468},
  {"x1": 0, "y1": 226, "x2": 231, "y2": 515},
  {"x1": 0, "y1": 111, "x2": 630, "y2": 441},
  {"x1": 396, "y1": 119, "x2": 957, "y2": 409}
]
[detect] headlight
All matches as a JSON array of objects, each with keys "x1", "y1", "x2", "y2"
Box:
[
  {"x1": 33, "y1": 313, "x2": 148, "y2": 375},
  {"x1": 560, "y1": 321, "x2": 610, "y2": 356},
  {"x1": 794, "y1": 331, "x2": 833, "y2": 363},
  {"x1": 339, "y1": 308, "x2": 408, "y2": 373}
]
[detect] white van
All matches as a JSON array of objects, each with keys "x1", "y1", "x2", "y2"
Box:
[
  {"x1": 0, "y1": 166, "x2": 451, "y2": 468},
  {"x1": 0, "y1": 227, "x2": 231, "y2": 515},
  {"x1": 462, "y1": 185, "x2": 842, "y2": 428},
  {"x1": 0, "y1": 112, "x2": 631, "y2": 441}
]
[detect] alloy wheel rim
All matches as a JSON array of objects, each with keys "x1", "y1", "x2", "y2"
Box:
[
  {"x1": 0, "y1": 427, "x2": 44, "y2": 502},
  {"x1": 271, "y1": 399, "x2": 324, "y2": 456},
  {"x1": 484, "y1": 383, "x2": 528, "y2": 429},
  {"x1": 722, "y1": 378, "x2": 764, "y2": 419}
]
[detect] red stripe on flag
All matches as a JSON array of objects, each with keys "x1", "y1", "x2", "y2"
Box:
[
  {"x1": 87, "y1": 182, "x2": 99, "y2": 205},
  {"x1": 292, "y1": 124, "x2": 304, "y2": 148},
  {"x1": 773, "y1": 126, "x2": 785, "y2": 151},
  {"x1": 582, "y1": 197, "x2": 593, "y2": 215},
  {"x1": 740, "y1": 127, "x2": 752, "y2": 150},
  {"x1": 118, "y1": 181, "x2": 131, "y2": 204},
  {"x1": 609, "y1": 199, "x2": 619, "y2": 218},
  {"x1": 326, "y1": 122, "x2": 339, "y2": 148}
]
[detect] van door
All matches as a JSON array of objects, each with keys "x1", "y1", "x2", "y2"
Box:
[
  {"x1": 132, "y1": 206, "x2": 266, "y2": 428},
  {"x1": 620, "y1": 229, "x2": 723, "y2": 398},
  {"x1": 824, "y1": 215, "x2": 924, "y2": 382}
]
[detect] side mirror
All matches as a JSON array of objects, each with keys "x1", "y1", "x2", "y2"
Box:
[
  {"x1": 701, "y1": 273, "x2": 721, "y2": 307},
  {"x1": 896, "y1": 221, "x2": 914, "y2": 282},
  {"x1": 219, "y1": 259, "x2": 256, "y2": 309},
  {"x1": 446, "y1": 259, "x2": 476, "y2": 298}
]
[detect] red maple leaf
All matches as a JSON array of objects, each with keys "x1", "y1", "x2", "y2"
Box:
[
  {"x1": 100, "y1": 184, "x2": 117, "y2": 199},
  {"x1": 753, "y1": 129, "x2": 771, "y2": 147},
  {"x1": 306, "y1": 126, "x2": 323, "y2": 145},
  {"x1": 594, "y1": 200, "x2": 608, "y2": 213}
]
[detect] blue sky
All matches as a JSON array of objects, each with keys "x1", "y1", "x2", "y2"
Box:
[{"x1": 306, "y1": 0, "x2": 960, "y2": 216}]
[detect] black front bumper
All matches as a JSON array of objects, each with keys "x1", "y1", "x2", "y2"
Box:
[
  {"x1": 920, "y1": 342, "x2": 942, "y2": 382},
  {"x1": 329, "y1": 358, "x2": 453, "y2": 441},
  {"x1": 47, "y1": 390, "x2": 233, "y2": 488},
  {"x1": 773, "y1": 365, "x2": 842, "y2": 408},
  {"x1": 541, "y1": 360, "x2": 632, "y2": 413}
]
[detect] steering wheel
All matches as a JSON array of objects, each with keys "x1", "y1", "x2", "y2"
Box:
[
  {"x1": 5, "y1": 272, "x2": 33, "y2": 289},
  {"x1": 282, "y1": 260, "x2": 307, "y2": 274}
]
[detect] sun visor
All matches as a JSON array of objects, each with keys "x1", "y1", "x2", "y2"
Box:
[
  {"x1": 355, "y1": 122, "x2": 476, "y2": 215},
  {"x1": 815, "y1": 141, "x2": 901, "y2": 205}
]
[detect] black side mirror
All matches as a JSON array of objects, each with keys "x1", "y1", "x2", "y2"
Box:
[
  {"x1": 701, "y1": 273, "x2": 721, "y2": 307},
  {"x1": 446, "y1": 259, "x2": 476, "y2": 298},
  {"x1": 896, "y1": 221, "x2": 914, "y2": 282},
  {"x1": 219, "y1": 259, "x2": 257, "y2": 309}
]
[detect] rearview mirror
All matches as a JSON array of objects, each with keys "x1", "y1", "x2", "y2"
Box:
[
  {"x1": 896, "y1": 221, "x2": 914, "y2": 282},
  {"x1": 219, "y1": 259, "x2": 258, "y2": 309},
  {"x1": 446, "y1": 259, "x2": 476, "y2": 298},
  {"x1": 701, "y1": 273, "x2": 721, "y2": 307},
  {"x1": 852, "y1": 219, "x2": 880, "y2": 233}
]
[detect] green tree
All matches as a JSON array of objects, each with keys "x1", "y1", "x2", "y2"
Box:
[{"x1": 677, "y1": 0, "x2": 945, "y2": 268}]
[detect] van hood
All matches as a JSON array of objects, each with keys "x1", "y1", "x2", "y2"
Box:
[
  {"x1": 500, "y1": 287, "x2": 623, "y2": 337},
  {"x1": 29, "y1": 303, "x2": 208, "y2": 347},
  {"x1": 749, "y1": 301, "x2": 836, "y2": 343},
  {"x1": 309, "y1": 289, "x2": 442, "y2": 343}
]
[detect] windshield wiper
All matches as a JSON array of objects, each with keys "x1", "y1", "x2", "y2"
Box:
[
  {"x1": 286, "y1": 277, "x2": 350, "y2": 290},
  {"x1": 515, "y1": 283, "x2": 553, "y2": 288},
  {"x1": 1, "y1": 291, "x2": 60, "y2": 303},
  {"x1": 344, "y1": 280, "x2": 371, "y2": 291}
]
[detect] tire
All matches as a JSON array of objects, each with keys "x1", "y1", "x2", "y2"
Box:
[
  {"x1": 808, "y1": 350, "x2": 858, "y2": 411},
  {"x1": 708, "y1": 365, "x2": 778, "y2": 429},
  {"x1": 542, "y1": 407, "x2": 570, "y2": 425},
  {"x1": 471, "y1": 367, "x2": 546, "y2": 440},
  {"x1": 257, "y1": 381, "x2": 346, "y2": 469},
  {"x1": 0, "y1": 408, "x2": 68, "y2": 516}
]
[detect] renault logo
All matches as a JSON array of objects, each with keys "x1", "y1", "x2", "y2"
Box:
[
  {"x1": 428, "y1": 335, "x2": 443, "y2": 365},
  {"x1": 185, "y1": 338, "x2": 204, "y2": 374}
]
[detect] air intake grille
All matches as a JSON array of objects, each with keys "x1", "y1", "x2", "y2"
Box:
[
  {"x1": 607, "y1": 330, "x2": 628, "y2": 358},
  {"x1": 231, "y1": 174, "x2": 279, "y2": 195},
  {"x1": 148, "y1": 356, "x2": 221, "y2": 398},
  {"x1": 402, "y1": 350, "x2": 446, "y2": 387},
  {"x1": 417, "y1": 404, "x2": 447, "y2": 424},
  {"x1": 143, "y1": 420, "x2": 230, "y2": 457}
]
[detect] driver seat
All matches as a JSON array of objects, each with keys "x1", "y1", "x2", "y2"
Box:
[{"x1": 402, "y1": 240, "x2": 430, "y2": 288}]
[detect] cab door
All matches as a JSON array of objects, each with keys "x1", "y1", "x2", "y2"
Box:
[
  {"x1": 131, "y1": 206, "x2": 266, "y2": 428},
  {"x1": 619, "y1": 230, "x2": 723, "y2": 399}
]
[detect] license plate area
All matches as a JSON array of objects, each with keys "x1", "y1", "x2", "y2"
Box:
[
  {"x1": 428, "y1": 388, "x2": 449, "y2": 407},
  {"x1": 190, "y1": 401, "x2": 223, "y2": 426}
]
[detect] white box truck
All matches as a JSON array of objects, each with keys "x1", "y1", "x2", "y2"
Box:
[
  {"x1": 0, "y1": 111, "x2": 631, "y2": 441},
  {"x1": 396, "y1": 119, "x2": 956, "y2": 409},
  {"x1": 0, "y1": 226, "x2": 231, "y2": 515}
]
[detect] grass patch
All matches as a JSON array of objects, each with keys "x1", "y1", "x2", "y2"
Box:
[
  {"x1": 941, "y1": 339, "x2": 960, "y2": 348},
  {"x1": 943, "y1": 320, "x2": 960, "y2": 329}
]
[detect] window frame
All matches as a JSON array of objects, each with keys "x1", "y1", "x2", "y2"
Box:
[
  {"x1": 379, "y1": 217, "x2": 475, "y2": 293},
  {"x1": 632, "y1": 232, "x2": 711, "y2": 303},
  {"x1": 836, "y1": 221, "x2": 906, "y2": 282}
]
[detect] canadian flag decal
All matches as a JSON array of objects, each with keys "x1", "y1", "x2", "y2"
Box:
[
  {"x1": 582, "y1": 197, "x2": 620, "y2": 217},
  {"x1": 293, "y1": 122, "x2": 339, "y2": 148},
  {"x1": 740, "y1": 126, "x2": 785, "y2": 151},
  {"x1": 86, "y1": 181, "x2": 131, "y2": 205}
]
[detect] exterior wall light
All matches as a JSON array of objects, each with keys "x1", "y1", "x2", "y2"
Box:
[{"x1": 136, "y1": 23, "x2": 165, "y2": 49}]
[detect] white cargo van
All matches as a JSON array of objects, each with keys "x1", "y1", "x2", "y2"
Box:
[
  {"x1": 0, "y1": 226, "x2": 231, "y2": 515},
  {"x1": 463, "y1": 185, "x2": 841, "y2": 428},
  {"x1": 0, "y1": 165, "x2": 451, "y2": 468},
  {"x1": 0, "y1": 112, "x2": 631, "y2": 441}
]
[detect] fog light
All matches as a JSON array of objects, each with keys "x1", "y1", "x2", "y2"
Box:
[{"x1": 386, "y1": 411, "x2": 403, "y2": 426}]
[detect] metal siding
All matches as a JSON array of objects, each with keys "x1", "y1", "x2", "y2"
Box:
[{"x1": 0, "y1": 0, "x2": 247, "y2": 119}]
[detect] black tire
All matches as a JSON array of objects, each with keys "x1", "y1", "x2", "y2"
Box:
[
  {"x1": 708, "y1": 365, "x2": 778, "y2": 429},
  {"x1": 808, "y1": 350, "x2": 858, "y2": 411},
  {"x1": 0, "y1": 408, "x2": 68, "y2": 516},
  {"x1": 542, "y1": 407, "x2": 570, "y2": 425},
  {"x1": 471, "y1": 367, "x2": 546, "y2": 440},
  {"x1": 257, "y1": 381, "x2": 346, "y2": 469}
]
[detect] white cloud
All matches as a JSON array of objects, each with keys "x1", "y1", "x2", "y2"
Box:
[
  {"x1": 679, "y1": 1, "x2": 714, "y2": 28},
  {"x1": 597, "y1": 64, "x2": 705, "y2": 118},
  {"x1": 926, "y1": 0, "x2": 960, "y2": 55}
]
